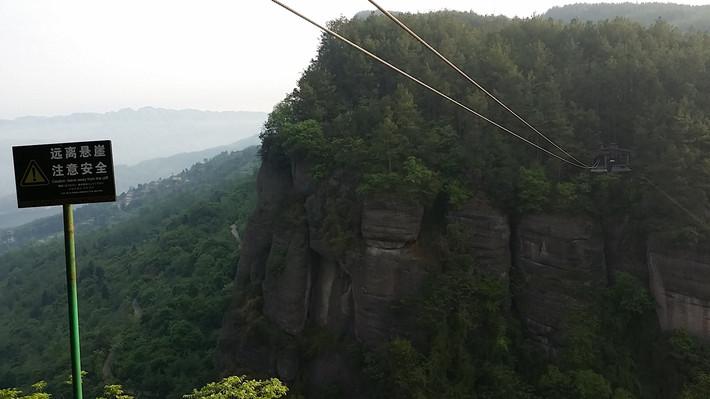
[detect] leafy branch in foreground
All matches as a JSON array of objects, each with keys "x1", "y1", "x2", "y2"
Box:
[
  {"x1": 182, "y1": 376, "x2": 288, "y2": 399},
  {"x1": 2, "y1": 375, "x2": 287, "y2": 399}
]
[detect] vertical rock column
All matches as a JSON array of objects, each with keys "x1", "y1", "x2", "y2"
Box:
[
  {"x1": 351, "y1": 196, "x2": 431, "y2": 345},
  {"x1": 218, "y1": 153, "x2": 294, "y2": 374},
  {"x1": 446, "y1": 197, "x2": 511, "y2": 280},
  {"x1": 513, "y1": 215, "x2": 606, "y2": 351},
  {"x1": 262, "y1": 215, "x2": 312, "y2": 335},
  {"x1": 648, "y1": 239, "x2": 710, "y2": 339}
]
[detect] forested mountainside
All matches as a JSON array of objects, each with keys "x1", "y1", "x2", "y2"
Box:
[
  {"x1": 219, "y1": 11, "x2": 710, "y2": 399},
  {"x1": 0, "y1": 147, "x2": 258, "y2": 398},
  {"x1": 545, "y1": 3, "x2": 710, "y2": 31}
]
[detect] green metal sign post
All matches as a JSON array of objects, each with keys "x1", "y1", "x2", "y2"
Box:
[
  {"x1": 12, "y1": 141, "x2": 116, "y2": 399},
  {"x1": 64, "y1": 204, "x2": 83, "y2": 399}
]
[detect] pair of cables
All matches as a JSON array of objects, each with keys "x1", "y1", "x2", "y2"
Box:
[
  {"x1": 271, "y1": 0, "x2": 590, "y2": 169},
  {"x1": 272, "y1": 0, "x2": 710, "y2": 233}
]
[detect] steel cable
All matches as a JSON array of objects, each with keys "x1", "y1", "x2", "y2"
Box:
[
  {"x1": 271, "y1": 0, "x2": 587, "y2": 169},
  {"x1": 367, "y1": 0, "x2": 590, "y2": 168}
]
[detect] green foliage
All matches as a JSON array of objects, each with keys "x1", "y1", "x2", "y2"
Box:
[
  {"x1": 442, "y1": 179, "x2": 472, "y2": 208},
  {"x1": 554, "y1": 181, "x2": 578, "y2": 211},
  {"x1": 539, "y1": 367, "x2": 614, "y2": 399},
  {"x1": 96, "y1": 384, "x2": 134, "y2": 399},
  {"x1": 280, "y1": 120, "x2": 327, "y2": 160},
  {"x1": 0, "y1": 149, "x2": 258, "y2": 398},
  {"x1": 262, "y1": 12, "x2": 710, "y2": 232},
  {"x1": 401, "y1": 156, "x2": 440, "y2": 195},
  {"x1": 667, "y1": 329, "x2": 710, "y2": 383},
  {"x1": 2, "y1": 377, "x2": 286, "y2": 399},
  {"x1": 516, "y1": 165, "x2": 551, "y2": 214},
  {"x1": 359, "y1": 156, "x2": 441, "y2": 202},
  {"x1": 261, "y1": 10, "x2": 710, "y2": 399},
  {"x1": 679, "y1": 373, "x2": 710, "y2": 399},
  {"x1": 573, "y1": 369, "x2": 613, "y2": 399},
  {"x1": 182, "y1": 376, "x2": 287, "y2": 399},
  {"x1": 0, "y1": 381, "x2": 50, "y2": 399},
  {"x1": 607, "y1": 273, "x2": 655, "y2": 322},
  {"x1": 612, "y1": 388, "x2": 636, "y2": 399},
  {"x1": 551, "y1": 273, "x2": 660, "y2": 397},
  {"x1": 65, "y1": 371, "x2": 88, "y2": 386},
  {"x1": 0, "y1": 388, "x2": 22, "y2": 399},
  {"x1": 364, "y1": 339, "x2": 427, "y2": 399},
  {"x1": 670, "y1": 331, "x2": 700, "y2": 360},
  {"x1": 539, "y1": 366, "x2": 576, "y2": 399},
  {"x1": 366, "y1": 253, "x2": 533, "y2": 399},
  {"x1": 8, "y1": 8, "x2": 710, "y2": 399}
]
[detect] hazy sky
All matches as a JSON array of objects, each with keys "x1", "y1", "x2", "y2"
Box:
[{"x1": 1, "y1": 0, "x2": 709, "y2": 119}]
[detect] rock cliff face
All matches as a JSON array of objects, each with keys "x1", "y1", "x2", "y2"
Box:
[
  {"x1": 218, "y1": 155, "x2": 436, "y2": 392},
  {"x1": 446, "y1": 198, "x2": 511, "y2": 280},
  {"x1": 353, "y1": 196, "x2": 430, "y2": 343},
  {"x1": 218, "y1": 154, "x2": 710, "y2": 392},
  {"x1": 648, "y1": 239, "x2": 710, "y2": 338},
  {"x1": 513, "y1": 215, "x2": 607, "y2": 351}
]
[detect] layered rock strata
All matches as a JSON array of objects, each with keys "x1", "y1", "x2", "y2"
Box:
[
  {"x1": 513, "y1": 215, "x2": 607, "y2": 350},
  {"x1": 648, "y1": 239, "x2": 710, "y2": 338},
  {"x1": 220, "y1": 155, "x2": 710, "y2": 394}
]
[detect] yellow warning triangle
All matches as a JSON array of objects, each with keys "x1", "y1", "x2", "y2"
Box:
[{"x1": 20, "y1": 160, "x2": 49, "y2": 187}]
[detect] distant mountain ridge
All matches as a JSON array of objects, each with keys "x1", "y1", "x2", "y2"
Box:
[
  {"x1": 113, "y1": 134, "x2": 260, "y2": 194},
  {"x1": 0, "y1": 135, "x2": 260, "y2": 230},
  {"x1": 545, "y1": 2, "x2": 710, "y2": 30},
  {"x1": 0, "y1": 107, "x2": 267, "y2": 197}
]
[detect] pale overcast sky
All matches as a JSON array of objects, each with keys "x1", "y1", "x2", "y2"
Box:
[{"x1": 1, "y1": 0, "x2": 709, "y2": 119}]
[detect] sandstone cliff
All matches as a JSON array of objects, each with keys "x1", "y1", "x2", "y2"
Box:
[
  {"x1": 218, "y1": 154, "x2": 710, "y2": 395},
  {"x1": 648, "y1": 238, "x2": 710, "y2": 338}
]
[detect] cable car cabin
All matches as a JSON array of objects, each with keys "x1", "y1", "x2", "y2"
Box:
[{"x1": 590, "y1": 143, "x2": 632, "y2": 173}]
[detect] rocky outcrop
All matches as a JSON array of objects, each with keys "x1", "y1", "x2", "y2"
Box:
[
  {"x1": 304, "y1": 184, "x2": 357, "y2": 334},
  {"x1": 262, "y1": 216, "x2": 311, "y2": 335},
  {"x1": 221, "y1": 154, "x2": 710, "y2": 394},
  {"x1": 353, "y1": 195, "x2": 430, "y2": 343},
  {"x1": 446, "y1": 197, "x2": 511, "y2": 280},
  {"x1": 234, "y1": 154, "x2": 292, "y2": 286},
  {"x1": 219, "y1": 158, "x2": 436, "y2": 389},
  {"x1": 220, "y1": 150, "x2": 624, "y2": 386},
  {"x1": 648, "y1": 239, "x2": 710, "y2": 339},
  {"x1": 351, "y1": 245, "x2": 430, "y2": 344},
  {"x1": 219, "y1": 153, "x2": 293, "y2": 375},
  {"x1": 513, "y1": 214, "x2": 606, "y2": 350},
  {"x1": 361, "y1": 196, "x2": 424, "y2": 249}
]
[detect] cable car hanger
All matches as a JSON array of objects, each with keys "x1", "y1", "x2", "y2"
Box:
[{"x1": 590, "y1": 143, "x2": 632, "y2": 173}]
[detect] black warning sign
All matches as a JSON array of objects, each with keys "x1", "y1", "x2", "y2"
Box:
[{"x1": 13, "y1": 140, "x2": 116, "y2": 208}]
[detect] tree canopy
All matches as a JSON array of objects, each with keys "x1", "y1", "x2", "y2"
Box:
[{"x1": 263, "y1": 11, "x2": 710, "y2": 236}]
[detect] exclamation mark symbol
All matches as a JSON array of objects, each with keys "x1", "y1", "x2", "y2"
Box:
[{"x1": 21, "y1": 161, "x2": 48, "y2": 187}]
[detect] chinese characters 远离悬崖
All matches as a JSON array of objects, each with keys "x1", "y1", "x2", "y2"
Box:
[{"x1": 49, "y1": 144, "x2": 109, "y2": 178}]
